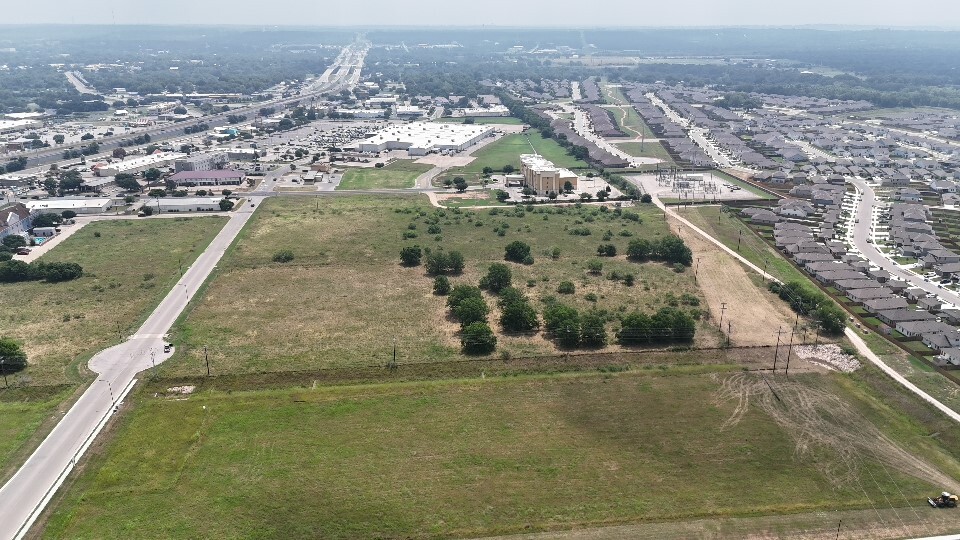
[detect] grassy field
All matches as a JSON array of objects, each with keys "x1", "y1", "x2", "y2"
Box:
[
  {"x1": 0, "y1": 386, "x2": 74, "y2": 482},
  {"x1": 440, "y1": 131, "x2": 589, "y2": 184},
  {"x1": 614, "y1": 141, "x2": 673, "y2": 162},
  {"x1": 679, "y1": 206, "x2": 809, "y2": 284},
  {"x1": 0, "y1": 217, "x2": 228, "y2": 387},
  {"x1": 162, "y1": 196, "x2": 710, "y2": 377},
  {"x1": 337, "y1": 160, "x2": 432, "y2": 190},
  {"x1": 433, "y1": 117, "x2": 525, "y2": 125},
  {"x1": 43, "y1": 369, "x2": 959, "y2": 539},
  {"x1": 601, "y1": 85, "x2": 656, "y2": 138}
]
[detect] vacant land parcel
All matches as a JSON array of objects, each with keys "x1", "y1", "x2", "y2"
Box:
[
  {"x1": 440, "y1": 132, "x2": 589, "y2": 183},
  {"x1": 164, "y1": 196, "x2": 710, "y2": 377},
  {"x1": 44, "y1": 369, "x2": 960, "y2": 539},
  {"x1": 336, "y1": 160, "x2": 432, "y2": 190}
]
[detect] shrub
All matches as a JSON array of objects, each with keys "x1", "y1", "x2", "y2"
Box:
[
  {"x1": 597, "y1": 244, "x2": 617, "y2": 257},
  {"x1": 580, "y1": 311, "x2": 608, "y2": 348},
  {"x1": 272, "y1": 250, "x2": 294, "y2": 263},
  {"x1": 544, "y1": 303, "x2": 580, "y2": 348},
  {"x1": 399, "y1": 245, "x2": 422, "y2": 266},
  {"x1": 461, "y1": 322, "x2": 497, "y2": 355},
  {"x1": 587, "y1": 259, "x2": 603, "y2": 275},
  {"x1": 425, "y1": 250, "x2": 465, "y2": 275},
  {"x1": 504, "y1": 240, "x2": 531, "y2": 263},
  {"x1": 500, "y1": 290, "x2": 539, "y2": 332},
  {"x1": 433, "y1": 275, "x2": 451, "y2": 295},
  {"x1": 557, "y1": 281, "x2": 576, "y2": 294},
  {"x1": 640, "y1": 194, "x2": 653, "y2": 203},
  {"x1": 447, "y1": 285, "x2": 483, "y2": 310}
]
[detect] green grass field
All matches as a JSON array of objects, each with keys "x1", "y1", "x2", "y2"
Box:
[
  {"x1": 440, "y1": 132, "x2": 589, "y2": 184},
  {"x1": 337, "y1": 160, "x2": 433, "y2": 190},
  {"x1": 614, "y1": 141, "x2": 673, "y2": 162},
  {"x1": 43, "y1": 369, "x2": 958, "y2": 539},
  {"x1": 0, "y1": 386, "x2": 73, "y2": 482},
  {"x1": 0, "y1": 217, "x2": 228, "y2": 387},
  {"x1": 679, "y1": 206, "x2": 808, "y2": 284},
  {"x1": 433, "y1": 117, "x2": 525, "y2": 125},
  {"x1": 163, "y1": 196, "x2": 709, "y2": 377},
  {"x1": 601, "y1": 85, "x2": 656, "y2": 138}
]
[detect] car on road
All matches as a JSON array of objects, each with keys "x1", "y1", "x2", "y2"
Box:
[
  {"x1": 15, "y1": 248, "x2": 30, "y2": 255},
  {"x1": 163, "y1": 344, "x2": 172, "y2": 353}
]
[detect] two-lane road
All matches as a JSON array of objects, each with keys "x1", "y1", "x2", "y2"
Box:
[
  {"x1": 0, "y1": 197, "x2": 262, "y2": 540},
  {"x1": 849, "y1": 177, "x2": 960, "y2": 308}
]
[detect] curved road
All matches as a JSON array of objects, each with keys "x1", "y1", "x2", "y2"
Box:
[
  {"x1": 0, "y1": 196, "x2": 263, "y2": 540},
  {"x1": 849, "y1": 177, "x2": 960, "y2": 307}
]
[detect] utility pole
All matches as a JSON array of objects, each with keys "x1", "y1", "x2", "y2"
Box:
[
  {"x1": 773, "y1": 326, "x2": 784, "y2": 371},
  {"x1": 116, "y1": 321, "x2": 122, "y2": 341},
  {"x1": 695, "y1": 257, "x2": 701, "y2": 282},
  {"x1": 718, "y1": 302, "x2": 727, "y2": 331},
  {"x1": 1, "y1": 357, "x2": 6, "y2": 388},
  {"x1": 836, "y1": 519, "x2": 842, "y2": 540},
  {"x1": 737, "y1": 229, "x2": 742, "y2": 252},
  {"x1": 204, "y1": 346, "x2": 210, "y2": 377},
  {"x1": 726, "y1": 321, "x2": 732, "y2": 347},
  {"x1": 785, "y1": 327, "x2": 796, "y2": 377}
]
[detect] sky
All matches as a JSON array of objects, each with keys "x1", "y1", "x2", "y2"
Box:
[{"x1": 6, "y1": 0, "x2": 960, "y2": 28}]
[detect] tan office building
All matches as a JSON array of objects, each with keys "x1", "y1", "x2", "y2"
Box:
[{"x1": 520, "y1": 154, "x2": 579, "y2": 193}]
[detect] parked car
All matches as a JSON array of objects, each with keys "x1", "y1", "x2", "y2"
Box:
[
  {"x1": 15, "y1": 248, "x2": 30, "y2": 255},
  {"x1": 163, "y1": 343, "x2": 172, "y2": 353}
]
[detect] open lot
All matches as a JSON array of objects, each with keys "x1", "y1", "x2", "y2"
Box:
[
  {"x1": 43, "y1": 368, "x2": 960, "y2": 539},
  {"x1": 613, "y1": 141, "x2": 673, "y2": 163},
  {"x1": 336, "y1": 160, "x2": 433, "y2": 190},
  {"x1": 0, "y1": 216, "x2": 228, "y2": 387},
  {"x1": 439, "y1": 131, "x2": 589, "y2": 184},
  {"x1": 163, "y1": 196, "x2": 713, "y2": 378}
]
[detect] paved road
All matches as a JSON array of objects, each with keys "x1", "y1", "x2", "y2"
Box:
[
  {"x1": 848, "y1": 177, "x2": 960, "y2": 308},
  {"x1": 637, "y1": 182, "x2": 960, "y2": 426},
  {"x1": 0, "y1": 196, "x2": 262, "y2": 540}
]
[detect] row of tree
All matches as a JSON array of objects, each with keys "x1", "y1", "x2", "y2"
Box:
[
  {"x1": 768, "y1": 281, "x2": 847, "y2": 335},
  {"x1": 0, "y1": 260, "x2": 83, "y2": 283}
]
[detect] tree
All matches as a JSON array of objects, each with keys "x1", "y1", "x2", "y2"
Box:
[
  {"x1": 494, "y1": 189, "x2": 510, "y2": 203},
  {"x1": 482, "y1": 263, "x2": 512, "y2": 293},
  {"x1": 563, "y1": 181, "x2": 574, "y2": 193},
  {"x1": 31, "y1": 213, "x2": 62, "y2": 228},
  {"x1": 173, "y1": 106, "x2": 188, "y2": 115},
  {"x1": 59, "y1": 169, "x2": 82, "y2": 192},
  {"x1": 655, "y1": 236, "x2": 693, "y2": 266},
  {"x1": 218, "y1": 199, "x2": 235, "y2": 211},
  {"x1": 447, "y1": 284, "x2": 483, "y2": 310},
  {"x1": 461, "y1": 322, "x2": 496, "y2": 355},
  {"x1": 815, "y1": 303, "x2": 847, "y2": 335},
  {"x1": 482, "y1": 166, "x2": 494, "y2": 176},
  {"x1": 1, "y1": 236, "x2": 26, "y2": 250},
  {"x1": 140, "y1": 205, "x2": 154, "y2": 216},
  {"x1": 596, "y1": 190, "x2": 608, "y2": 202},
  {"x1": 617, "y1": 311, "x2": 653, "y2": 345},
  {"x1": 144, "y1": 168, "x2": 163, "y2": 183},
  {"x1": 640, "y1": 194, "x2": 653, "y2": 203},
  {"x1": 112, "y1": 147, "x2": 127, "y2": 159},
  {"x1": 80, "y1": 133, "x2": 94, "y2": 140},
  {"x1": 61, "y1": 210, "x2": 77, "y2": 220},
  {"x1": 499, "y1": 290, "x2": 539, "y2": 333},
  {"x1": 557, "y1": 281, "x2": 575, "y2": 294},
  {"x1": 580, "y1": 311, "x2": 608, "y2": 348},
  {"x1": 447, "y1": 251, "x2": 465, "y2": 273},
  {"x1": 40, "y1": 261, "x2": 83, "y2": 282},
  {"x1": 433, "y1": 275, "x2": 451, "y2": 295},
  {"x1": 453, "y1": 297, "x2": 489, "y2": 327},
  {"x1": 502, "y1": 164, "x2": 515, "y2": 174},
  {"x1": 399, "y1": 245, "x2": 423, "y2": 266},
  {"x1": 0, "y1": 337, "x2": 28, "y2": 373},
  {"x1": 587, "y1": 259, "x2": 603, "y2": 275},
  {"x1": 52, "y1": 134, "x2": 65, "y2": 145},
  {"x1": 504, "y1": 240, "x2": 531, "y2": 263},
  {"x1": 453, "y1": 176, "x2": 468, "y2": 193},
  {"x1": 544, "y1": 303, "x2": 580, "y2": 348},
  {"x1": 442, "y1": 178, "x2": 453, "y2": 188},
  {"x1": 627, "y1": 238, "x2": 653, "y2": 260}
]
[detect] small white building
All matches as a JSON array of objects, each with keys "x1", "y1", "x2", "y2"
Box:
[
  {"x1": 26, "y1": 198, "x2": 114, "y2": 215},
  {"x1": 152, "y1": 197, "x2": 224, "y2": 213}
]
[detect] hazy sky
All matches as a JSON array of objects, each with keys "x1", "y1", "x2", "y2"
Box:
[{"x1": 6, "y1": 0, "x2": 960, "y2": 28}]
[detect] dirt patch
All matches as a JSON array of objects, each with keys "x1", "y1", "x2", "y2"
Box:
[
  {"x1": 793, "y1": 344, "x2": 861, "y2": 373},
  {"x1": 675, "y1": 216, "x2": 797, "y2": 346},
  {"x1": 715, "y1": 372, "x2": 960, "y2": 492}
]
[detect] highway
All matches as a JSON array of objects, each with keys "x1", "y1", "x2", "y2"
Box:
[
  {"x1": 8, "y1": 40, "x2": 370, "y2": 172},
  {"x1": 0, "y1": 40, "x2": 373, "y2": 540},
  {"x1": 848, "y1": 177, "x2": 960, "y2": 308}
]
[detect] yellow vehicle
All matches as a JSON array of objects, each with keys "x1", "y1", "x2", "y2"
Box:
[{"x1": 929, "y1": 492, "x2": 958, "y2": 508}]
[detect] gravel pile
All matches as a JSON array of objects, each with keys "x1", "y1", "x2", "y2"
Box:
[{"x1": 793, "y1": 344, "x2": 862, "y2": 372}]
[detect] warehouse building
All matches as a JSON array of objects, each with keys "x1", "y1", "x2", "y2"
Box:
[
  {"x1": 26, "y1": 198, "x2": 114, "y2": 215},
  {"x1": 358, "y1": 122, "x2": 495, "y2": 156},
  {"x1": 169, "y1": 169, "x2": 246, "y2": 187},
  {"x1": 0, "y1": 119, "x2": 42, "y2": 135},
  {"x1": 94, "y1": 152, "x2": 183, "y2": 177},
  {"x1": 151, "y1": 197, "x2": 225, "y2": 213},
  {"x1": 520, "y1": 154, "x2": 579, "y2": 193}
]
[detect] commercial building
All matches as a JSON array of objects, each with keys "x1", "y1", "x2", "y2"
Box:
[
  {"x1": 520, "y1": 154, "x2": 579, "y2": 193},
  {"x1": 152, "y1": 197, "x2": 225, "y2": 213},
  {"x1": 26, "y1": 198, "x2": 114, "y2": 215},
  {"x1": 358, "y1": 122, "x2": 495, "y2": 156},
  {"x1": 94, "y1": 152, "x2": 183, "y2": 177},
  {"x1": 174, "y1": 152, "x2": 227, "y2": 172},
  {"x1": 451, "y1": 105, "x2": 510, "y2": 117},
  {"x1": 169, "y1": 170, "x2": 245, "y2": 187},
  {"x1": 0, "y1": 119, "x2": 42, "y2": 135},
  {"x1": 226, "y1": 148, "x2": 258, "y2": 161}
]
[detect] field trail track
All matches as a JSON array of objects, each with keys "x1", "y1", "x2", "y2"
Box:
[
  {"x1": 675, "y1": 218, "x2": 797, "y2": 346},
  {"x1": 714, "y1": 372, "x2": 960, "y2": 492}
]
